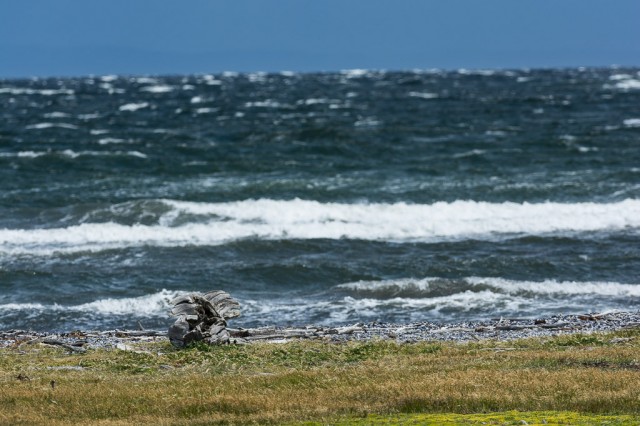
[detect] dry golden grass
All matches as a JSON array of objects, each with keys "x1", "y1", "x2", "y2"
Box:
[{"x1": 1, "y1": 330, "x2": 639, "y2": 425}]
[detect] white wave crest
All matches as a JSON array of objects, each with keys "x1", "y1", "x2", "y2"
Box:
[
  {"x1": 119, "y1": 102, "x2": 149, "y2": 112},
  {"x1": 245, "y1": 100, "x2": 288, "y2": 108},
  {"x1": 328, "y1": 277, "x2": 640, "y2": 322},
  {"x1": 0, "y1": 289, "x2": 183, "y2": 316},
  {"x1": 466, "y1": 277, "x2": 640, "y2": 296},
  {"x1": 238, "y1": 291, "x2": 524, "y2": 325},
  {"x1": 605, "y1": 79, "x2": 640, "y2": 90},
  {"x1": 139, "y1": 85, "x2": 174, "y2": 93},
  {"x1": 408, "y1": 91, "x2": 439, "y2": 99},
  {"x1": 339, "y1": 277, "x2": 640, "y2": 298},
  {"x1": 0, "y1": 150, "x2": 146, "y2": 160},
  {"x1": 0, "y1": 151, "x2": 46, "y2": 158},
  {"x1": 1, "y1": 198, "x2": 639, "y2": 255},
  {"x1": 25, "y1": 122, "x2": 78, "y2": 130},
  {"x1": 0, "y1": 87, "x2": 74, "y2": 96},
  {"x1": 43, "y1": 112, "x2": 71, "y2": 118},
  {"x1": 77, "y1": 290, "x2": 182, "y2": 315}
]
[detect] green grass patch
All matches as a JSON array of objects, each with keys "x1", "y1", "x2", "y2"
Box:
[
  {"x1": 309, "y1": 411, "x2": 640, "y2": 425},
  {"x1": 1, "y1": 329, "x2": 639, "y2": 424}
]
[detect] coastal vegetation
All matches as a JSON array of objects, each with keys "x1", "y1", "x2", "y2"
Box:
[{"x1": 1, "y1": 329, "x2": 639, "y2": 425}]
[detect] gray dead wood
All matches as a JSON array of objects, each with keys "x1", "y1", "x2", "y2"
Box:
[{"x1": 168, "y1": 290, "x2": 241, "y2": 348}]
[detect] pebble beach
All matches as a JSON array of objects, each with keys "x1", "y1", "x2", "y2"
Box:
[{"x1": 3, "y1": 311, "x2": 639, "y2": 351}]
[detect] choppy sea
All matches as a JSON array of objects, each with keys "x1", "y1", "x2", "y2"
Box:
[{"x1": 1, "y1": 68, "x2": 639, "y2": 331}]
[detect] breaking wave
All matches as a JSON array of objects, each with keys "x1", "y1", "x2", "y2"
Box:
[
  {"x1": 337, "y1": 277, "x2": 640, "y2": 298},
  {"x1": 1, "y1": 198, "x2": 639, "y2": 255},
  {"x1": 0, "y1": 289, "x2": 182, "y2": 317}
]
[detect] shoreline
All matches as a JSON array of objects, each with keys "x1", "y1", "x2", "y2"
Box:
[
  {"x1": 2, "y1": 310, "x2": 639, "y2": 350},
  {"x1": 2, "y1": 313, "x2": 639, "y2": 424}
]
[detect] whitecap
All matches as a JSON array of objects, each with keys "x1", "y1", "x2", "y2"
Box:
[
  {"x1": 248, "y1": 72, "x2": 267, "y2": 83},
  {"x1": 79, "y1": 113, "x2": 100, "y2": 120},
  {"x1": 296, "y1": 98, "x2": 333, "y2": 105},
  {"x1": 2, "y1": 198, "x2": 639, "y2": 255},
  {"x1": 99, "y1": 83, "x2": 126, "y2": 94},
  {"x1": 60, "y1": 150, "x2": 147, "y2": 159},
  {"x1": 0, "y1": 289, "x2": 183, "y2": 317},
  {"x1": 139, "y1": 85, "x2": 173, "y2": 93},
  {"x1": 98, "y1": 138, "x2": 126, "y2": 145},
  {"x1": 354, "y1": 118, "x2": 381, "y2": 127},
  {"x1": 195, "y1": 107, "x2": 218, "y2": 114},
  {"x1": 613, "y1": 79, "x2": 640, "y2": 90},
  {"x1": 0, "y1": 302, "x2": 48, "y2": 311},
  {"x1": 125, "y1": 151, "x2": 147, "y2": 159},
  {"x1": 202, "y1": 75, "x2": 223, "y2": 85},
  {"x1": 43, "y1": 112, "x2": 71, "y2": 118},
  {"x1": 134, "y1": 77, "x2": 158, "y2": 84},
  {"x1": 577, "y1": 146, "x2": 599, "y2": 153},
  {"x1": 245, "y1": 100, "x2": 286, "y2": 108},
  {"x1": 119, "y1": 102, "x2": 149, "y2": 112},
  {"x1": 0, "y1": 87, "x2": 74, "y2": 96},
  {"x1": 341, "y1": 69, "x2": 369, "y2": 78},
  {"x1": 623, "y1": 118, "x2": 640, "y2": 128},
  {"x1": 466, "y1": 277, "x2": 640, "y2": 297},
  {"x1": 328, "y1": 277, "x2": 640, "y2": 322},
  {"x1": 338, "y1": 277, "x2": 640, "y2": 298},
  {"x1": 453, "y1": 149, "x2": 486, "y2": 158},
  {"x1": 25, "y1": 122, "x2": 78, "y2": 130},
  {"x1": 2, "y1": 149, "x2": 147, "y2": 159},
  {"x1": 100, "y1": 75, "x2": 118, "y2": 82},
  {"x1": 0, "y1": 151, "x2": 47, "y2": 158},
  {"x1": 408, "y1": 91, "x2": 438, "y2": 100},
  {"x1": 610, "y1": 74, "x2": 633, "y2": 80},
  {"x1": 77, "y1": 289, "x2": 181, "y2": 316}
]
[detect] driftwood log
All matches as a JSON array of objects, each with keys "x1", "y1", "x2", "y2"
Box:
[{"x1": 168, "y1": 290, "x2": 241, "y2": 348}]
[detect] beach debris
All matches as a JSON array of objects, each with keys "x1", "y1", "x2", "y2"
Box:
[
  {"x1": 578, "y1": 313, "x2": 605, "y2": 321},
  {"x1": 32, "y1": 337, "x2": 87, "y2": 353},
  {"x1": 608, "y1": 337, "x2": 634, "y2": 344},
  {"x1": 167, "y1": 290, "x2": 241, "y2": 348},
  {"x1": 115, "y1": 343, "x2": 152, "y2": 354},
  {"x1": 16, "y1": 373, "x2": 30, "y2": 381}
]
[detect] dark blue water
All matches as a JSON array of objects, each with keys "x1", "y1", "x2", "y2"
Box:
[{"x1": 1, "y1": 68, "x2": 639, "y2": 331}]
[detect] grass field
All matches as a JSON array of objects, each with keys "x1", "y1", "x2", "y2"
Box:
[{"x1": 1, "y1": 329, "x2": 639, "y2": 425}]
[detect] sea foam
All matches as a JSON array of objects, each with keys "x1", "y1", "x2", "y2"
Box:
[
  {"x1": 623, "y1": 118, "x2": 640, "y2": 128},
  {"x1": 1, "y1": 198, "x2": 639, "y2": 255},
  {"x1": 139, "y1": 85, "x2": 174, "y2": 93},
  {"x1": 0, "y1": 289, "x2": 182, "y2": 317},
  {"x1": 119, "y1": 102, "x2": 149, "y2": 112},
  {"x1": 338, "y1": 277, "x2": 640, "y2": 298},
  {"x1": 0, "y1": 87, "x2": 74, "y2": 96},
  {"x1": 241, "y1": 276, "x2": 640, "y2": 325},
  {"x1": 25, "y1": 122, "x2": 78, "y2": 130},
  {"x1": 0, "y1": 150, "x2": 146, "y2": 160}
]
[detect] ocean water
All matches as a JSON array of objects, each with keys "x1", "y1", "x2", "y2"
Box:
[{"x1": 1, "y1": 68, "x2": 639, "y2": 331}]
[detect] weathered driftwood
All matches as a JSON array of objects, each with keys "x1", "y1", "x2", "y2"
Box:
[
  {"x1": 168, "y1": 290, "x2": 241, "y2": 348},
  {"x1": 495, "y1": 325, "x2": 533, "y2": 331},
  {"x1": 38, "y1": 338, "x2": 87, "y2": 353}
]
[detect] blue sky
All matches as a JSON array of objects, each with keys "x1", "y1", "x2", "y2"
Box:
[{"x1": 1, "y1": 0, "x2": 639, "y2": 78}]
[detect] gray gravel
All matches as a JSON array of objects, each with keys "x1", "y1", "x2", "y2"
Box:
[{"x1": 2, "y1": 311, "x2": 639, "y2": 350}]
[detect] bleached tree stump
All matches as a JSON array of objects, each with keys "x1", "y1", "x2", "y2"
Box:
[{"x1": 168, "y1": 290, "x2": 241, "y2": 348}]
